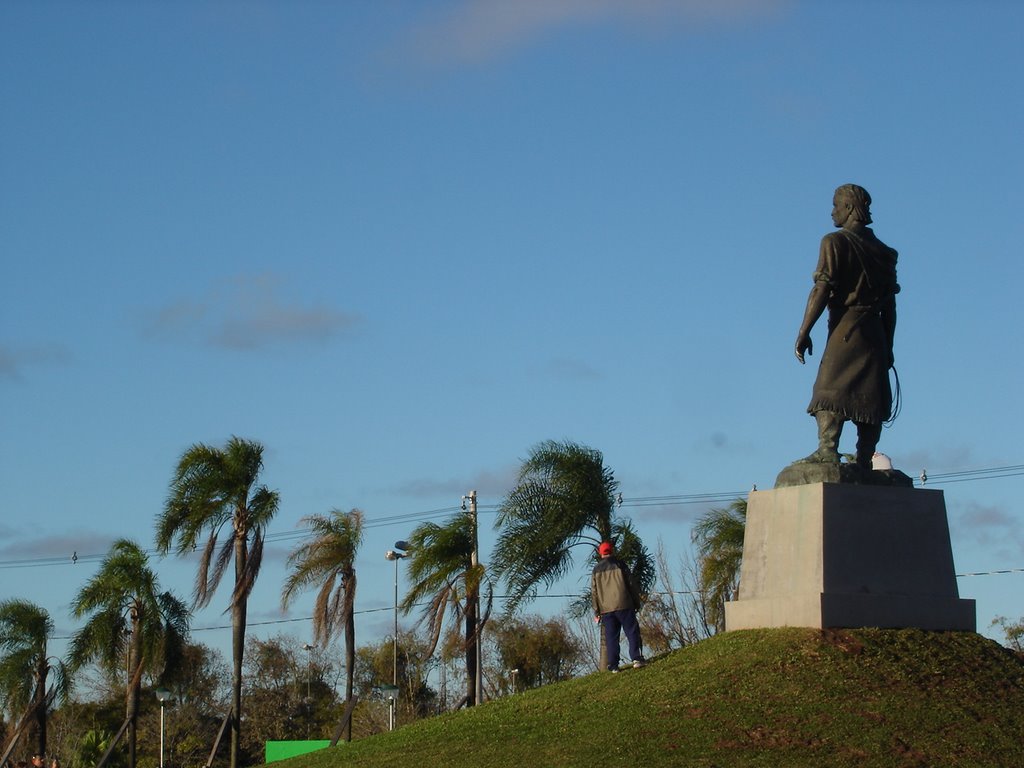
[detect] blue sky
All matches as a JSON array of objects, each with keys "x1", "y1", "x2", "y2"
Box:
[{"x1": 2, "y1": 0, "x2": 1023, "y2": 669}]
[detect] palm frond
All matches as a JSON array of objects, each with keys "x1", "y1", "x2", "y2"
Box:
[
  {"x1": 494, "y1": 439, "x2": 625, "y2": 613},
  {"x1": 231, "y1": 525, "x2": 265, "y2": 606},
  {"x1": 280, "y1": 508, "x2": 363, "y2": 648},
  {"x1": 691, "y1": 498, "x2": 747, "y2": 629}
]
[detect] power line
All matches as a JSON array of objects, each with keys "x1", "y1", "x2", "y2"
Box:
[
  {"x1": 5, "y1": 462, "x2": 1021, "y2": 572},
  {"x1": 956, "y1": 567, "x2": 1024, "y2": 578},
  {"x1": 917, "y1": 465, "x2": 1024, "y2": 486},
  {"x1": 264, "y1": 505, "x2": 465, "y2": 545},
  {"x1": 50, "y1": 563, "x2": 1024, "y2": 643},
  {"x1": 620, "y1": 492, "x2": 748, "y2": 508}
]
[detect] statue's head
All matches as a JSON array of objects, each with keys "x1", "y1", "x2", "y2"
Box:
[{"x1": 833, "y1": 183, "x2": 872, "y2": 225}]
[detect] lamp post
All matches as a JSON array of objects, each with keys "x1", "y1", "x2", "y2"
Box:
[
  {"x1": 302, "y1": 643, "x2": 313, "y2": 739},
  {"x1": 510, "y1": 668, "x2": 519, "y2": 695},
  {"x1": 154, "y1": 687, "x2": 173, "y2": 768},
  {"x1": 384, "y1": 541, "x2": 409, "y2": 730}
]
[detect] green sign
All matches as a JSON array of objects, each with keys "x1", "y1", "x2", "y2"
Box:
[{"x1": 265, "y1": 740, "x2": 333, "y2": 763}]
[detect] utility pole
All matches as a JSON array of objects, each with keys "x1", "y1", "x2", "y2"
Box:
[{"x1": 464, "y1": 490, "x2": 482, "y2": 706}]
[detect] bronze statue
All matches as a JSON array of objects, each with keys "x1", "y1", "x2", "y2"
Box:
[{"x1": 794, "y1": 184, "x2": 899, "y2": 471}]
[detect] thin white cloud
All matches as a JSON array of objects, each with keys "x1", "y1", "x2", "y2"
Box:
[
  {"x1": 896, "y1": 447, "x2": 977, "y2": 479},
  {"x1": 143, "y1": 274, "x2": 362, "y2": 351},
  {"x1": 260, "y1": 542, "x2": 293, "y2": 566},
  {"x1": 392, "y1": 464, "x2": 520, "y2": 500},
  {"x1": 145, "y1": 299, "x2": 209, "y2": 339},
  {"x1": 692, "y1": 431, "x2": 758, "y2": 456},
  {"x1": 0, "y1": 342, "x2": 71, "y2": 379},
  {"x1": 633, "y1": 502, "x2": 703, "y2": 526},
  {"x1": 959, "y1": 503, "x2": 1016, "y2": 530},
  {"x1": 540, "y1": 357, "x2": 604, "y2": 381},
  {"x1": 0, "y1": 529, "x2": 116, "y2": 559},
  {"x1": 952, "y1": 500, "x2": 1024, "y2": 559},
  {"x1": 402, "y1": 0, "x2": 787, "y2": 65}
]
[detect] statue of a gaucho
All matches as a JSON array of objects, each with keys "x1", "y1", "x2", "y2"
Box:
[{"x1": 795, "y1": 183, "x2": 899, "y2": 471}]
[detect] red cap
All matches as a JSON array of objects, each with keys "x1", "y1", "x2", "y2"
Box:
[{"x1": 598, "y1": 541, "x2": 614, "y2": 557}]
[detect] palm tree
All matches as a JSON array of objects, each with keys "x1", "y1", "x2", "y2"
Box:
[
  {"x1": 493, "y1": 440, "x2": 654, "y2": 613},
  {"x1": 75, "y1": 728, "x2": 126, "y2": 768},
  {"x1": 155, "y1": 436, "x2": 280, "y2": 768},
  {"x1": 400, "y1": 513, "x2": 493, "y2": 707},
  {"x1": 691, "y1": 498, "x2": 747, "y2": 632},
  {"x1": 68, "y1": 539, "x2": 190, "y2": 768},
  {"x1": 281, "y1": 508, "x2": 363, "y2": 741},
  {"x1": 493, "y1": 440, "x2": 654, "y2": 670},
  {"x1": 0, "y1": 600, "x2": 69, "y2": 760}
]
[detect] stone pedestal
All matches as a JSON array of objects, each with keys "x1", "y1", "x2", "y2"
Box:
[{"x1": 724, "y1": 483, "x2": 975, "y2": 632}]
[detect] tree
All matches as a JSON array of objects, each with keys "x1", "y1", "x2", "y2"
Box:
[
  {"x1": 281, "y1": 508, "x2": 363, "y2": 741},
  {"x1": 991, "y1": 616, "x2": 1024, "y2": 653},
  {"x1": 488, "y1": 615, "x2": 584, "y2": 692},
  {"x1": 239, "y1": 635, "x2": 340, "y2": 758},
  {"x1": 68, "y1": 539, "x2": 190, "y2": 768},
  {"x1": 494, "y1": 440, "x2": 654, "y2": 642},
  {"x1": 41, "y1": 700, "x2": 93, "y2": 768},
  {"x1": 148, "y1": 641, "x2": 230, "y2": 768},
  {"x1": 691, "y1": 498, "x2": 747, "y2": 632},
  {"x1": 75, "y1": 728, "x2": 126, "y2": 768},
  {"x1": 0, "y1": 600, "x2": 69, "y2": 760},
  {"x1": 400, "y1": 513, "x2": 492, "y2": 707},
  {"x1": 352, "y1": 633, "x2": 437, "y2": 729},
  {"x1": 154, "y1": 436, "x2": 280, "y2": 768},
  {"x1": 641, "y1": 540, "x2": 718, "y2": 654}
]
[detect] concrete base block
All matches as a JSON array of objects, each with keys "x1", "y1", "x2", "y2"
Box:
[{"x1": 724, "y1": 483, "x2": 975, "y2": 632}]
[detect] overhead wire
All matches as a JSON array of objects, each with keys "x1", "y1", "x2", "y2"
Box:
[
  {"x1": 4, "y1": 462, "x2": 1021, "y2": 573},
  {"x1": 915, "y1": 464, "x2": 1024, "y2": 486}
]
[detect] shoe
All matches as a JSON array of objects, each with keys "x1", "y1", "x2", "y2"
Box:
[
  {"x1": 609, "y1": 667, "x2": 620, "y2": 674},
  {"x1": 632, "y1": 659, "x2": 646, "y2": 669}
]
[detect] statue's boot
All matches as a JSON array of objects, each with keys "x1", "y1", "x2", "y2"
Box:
[
  {"x1": 855, "y1": 422, "x2": 882, "y2": 472},
  {"x1": 799, "y1": 411, "x2": 843, "y2": 463}
]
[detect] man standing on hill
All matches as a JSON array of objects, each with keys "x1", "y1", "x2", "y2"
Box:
[{"x1": 592, "y1": 541, "x2": 645, "y2": 672}]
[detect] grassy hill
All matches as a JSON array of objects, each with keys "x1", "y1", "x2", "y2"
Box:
[{"x1": 268, "y1": 628, "x2": 1024, "y2": 768}]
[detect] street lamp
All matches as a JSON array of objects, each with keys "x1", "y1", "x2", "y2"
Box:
[
  {"x1": 154, "y1": 687, "x2": 174, "y2": 768},
  {"x1": 384, "y1": 540, "x2": 409, "y2": 731},
  {"x1": 510, "y1": 668, "x2": 519, "y2": 695},
  {"x1": 302, "y1": 643, "x2": 313, "y2": 739}
]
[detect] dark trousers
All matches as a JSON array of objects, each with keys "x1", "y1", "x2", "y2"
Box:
[{"x1": 602, "y1": 608, "x2": 643, "y2": 669}]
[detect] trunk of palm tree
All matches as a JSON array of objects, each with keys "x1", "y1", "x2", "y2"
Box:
[
  {"x1": 33, "y1": 660, "x2": 47, "y2": 759},
  {"x1": 126, "y1": 622, "x2": 139, "y2": 765},
  {"x1": 126, "y1": 608, "x2": 143, "y2": 768},
  {"x1": 343, "y1": 610, "x2": 355, "y2": 741},
  {"x1": 230, "y1": 600, "x2": 245, "y2": 768},
  {"x1": 230, "y1": 533, "x2": 248, "y2": 768},
  {"x1": 464, "y1": 591, "x2": 478, "y2": 706}
]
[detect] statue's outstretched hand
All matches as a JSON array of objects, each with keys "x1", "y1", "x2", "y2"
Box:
[{"x1": 795, "y1": 334, "x2": 812, "y2": 364}]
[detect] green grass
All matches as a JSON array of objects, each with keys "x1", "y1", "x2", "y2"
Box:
[{"x1": 266, "y1": 629, "x2": 1024, "y2": 768}]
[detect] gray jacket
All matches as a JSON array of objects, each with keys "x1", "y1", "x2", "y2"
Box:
[{"x1": 591, "y1": 556, "x2": 641, "y2": 615}]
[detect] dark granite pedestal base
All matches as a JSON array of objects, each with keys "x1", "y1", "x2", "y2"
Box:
[{"x1": 775, "y1": 460, "x2": 914, "y2": 489}]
